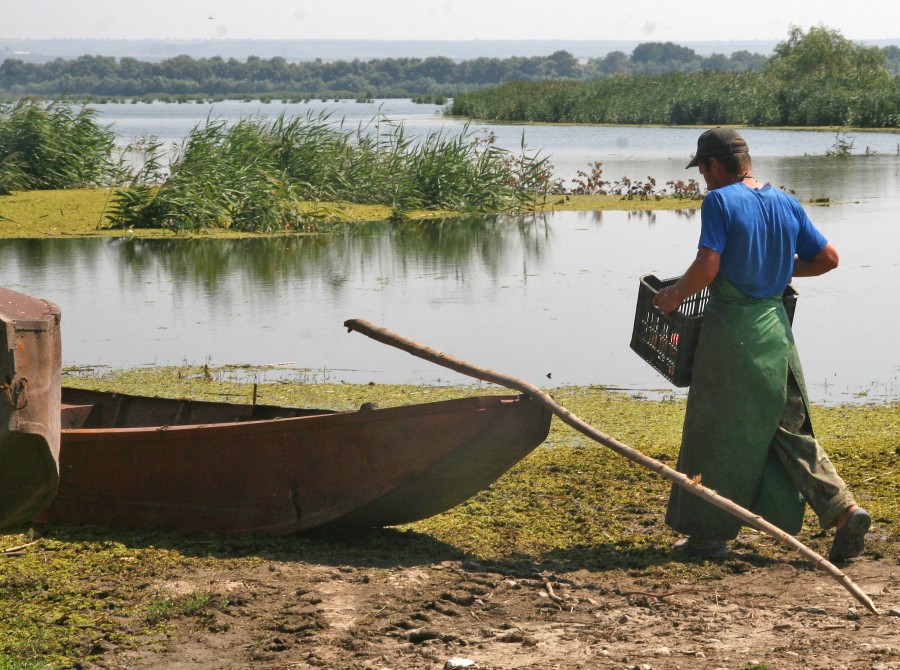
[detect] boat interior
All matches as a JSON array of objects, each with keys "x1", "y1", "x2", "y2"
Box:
[{"x1": 61, "y1": 387, "x2": 336, "y2": 430}]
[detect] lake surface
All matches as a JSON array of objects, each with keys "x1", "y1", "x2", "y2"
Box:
[{"x1": 3, "y1": 100, "x2": 898, "y2": 404}]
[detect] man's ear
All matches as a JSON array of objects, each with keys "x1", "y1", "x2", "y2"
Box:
[{"x1": 708, "y1": 156, "x2": 728, "y2": 179}]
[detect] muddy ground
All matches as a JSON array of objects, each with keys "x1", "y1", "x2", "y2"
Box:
[{"x1": 81, "y1": 539, "x2": 899, "y2": 670}]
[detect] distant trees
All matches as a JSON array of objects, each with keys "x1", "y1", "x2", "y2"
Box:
[
  {"x1": 767, "y1": 26, "x2": 892, "y2": 87},
  {"x1": 885, "y1": 46, "x2": 900, "y2": 74},
  {"x1": 630, "y1": 41, "x2": 698, "y2": 71},
  {"x1": 0, "y1": 42, "x2": 773, "y2": 100},
  {"x1": 451, "y1": 27, "x2": 900, "y2": 128},
  {"x1": 764, "y1": 26, "x2": 897, "y2": 126},
  {"x1": 1, "y1": 26, "x2": 897, "y2": 128},
  {"x1": 582, "y1": 42, "x2": 768, "y2": 78}
]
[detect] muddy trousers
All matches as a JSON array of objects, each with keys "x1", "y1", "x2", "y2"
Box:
[{"x1": 771, "y1": 372, "x2": 857, "y2": 530}]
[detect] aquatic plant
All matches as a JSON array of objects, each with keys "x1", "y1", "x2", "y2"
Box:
[
  {"x1": 107, "y1": 112, "x2": 557, "y2": 231},
  {"x1": 0, "y1": 99, "x2": 128, "y2": 195},
  {"x1": 665, "y1": 178, "x2": 704, "y2": 200},
  {"x1": 825, "y1": 131, "x2": 855, "y2": 157},
  {"x1": 568, "y1": 161, "x2": 609, "y2": 195}
]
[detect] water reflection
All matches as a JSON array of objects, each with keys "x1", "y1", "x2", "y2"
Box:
[
  {"x1": 763, "y1": 154, "x2": 900, "y2": 203},
  {"x1": 577, "y1": 208, "x2": 699, "y2": 226},
  {"x1": 0, "y1": 216, "x2": 558, "y2": 287},
  {"x1": 2, "y1": 204, "x2": 895, "y2": 405},
  {"x1": 0, "y1": 216, "x2": 565, "y2": 381}
]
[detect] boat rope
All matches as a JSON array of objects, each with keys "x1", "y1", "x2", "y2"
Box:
[{"x1": 1, "y1": 376, "x2": 28, "y2": 410}]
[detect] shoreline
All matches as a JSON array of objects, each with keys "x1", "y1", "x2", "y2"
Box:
[
  {"x1": 1, "y1": 367, "x2": 895, "y2": 668},
  {"x1": 0, "y1": 188, "x2": 702, "y2": 239}
]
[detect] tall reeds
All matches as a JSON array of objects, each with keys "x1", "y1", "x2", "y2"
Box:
[
  {"x1": 108, "y1": 113, "x2": 556, "y2": 231},
  {"x1": 450, "y1": 71, "x2": 900, "y2": 128},
  {"x1": 0, "y1": 99, "x2": 127, "y2": 195}
]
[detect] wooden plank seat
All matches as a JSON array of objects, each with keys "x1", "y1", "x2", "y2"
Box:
[{"x1": 61, "y1": 403, "x2": 94, "y2": 430}]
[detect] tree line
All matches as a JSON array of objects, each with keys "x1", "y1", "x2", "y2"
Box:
[
  {"x1": 1, "y1": 26, "x2": 898, "y2": 127},
  {"x1": 0, "y1": 41, "x2": 793, "y2": 100},
  {"x1": 451, "y1": 27, "x2": 900, "y2": 128}
]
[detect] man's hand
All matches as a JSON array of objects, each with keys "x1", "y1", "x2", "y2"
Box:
[
  {"x1": 653, "y1": 285, "x2": 683, "y2": 316},
  {"x1": 652, "y1": 248, "x2": 721, "y2": 316}
]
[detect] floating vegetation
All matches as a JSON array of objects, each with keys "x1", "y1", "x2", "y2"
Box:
[
  {"x1": 826, "y1": 131, "x2": 855, "y2": 157},
  {"x1": 0, "y1": 187, "x2": 704, "y2": 239}
]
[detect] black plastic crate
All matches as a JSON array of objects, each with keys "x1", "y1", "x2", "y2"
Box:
[{"x1": 629, "y1": 275, "x2": 798, "y2": 387}]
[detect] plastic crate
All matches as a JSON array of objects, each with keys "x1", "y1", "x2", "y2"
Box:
[{"x1": 629, "y1": 275, "x2": 798, "y2": 387}]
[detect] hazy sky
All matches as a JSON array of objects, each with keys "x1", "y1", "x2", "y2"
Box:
[{"x1": 4, "y1": 0, "x2": 899, "y2": 42}]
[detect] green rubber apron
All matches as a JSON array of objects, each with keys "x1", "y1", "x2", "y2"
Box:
[{"x1": 665, "y1": 275, "x2": 806, "y2": 541}]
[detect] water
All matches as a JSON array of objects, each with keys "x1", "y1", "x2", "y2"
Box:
[
  {"x1": 94, "y1": 98, "x2": 900, "y2": 188},
  {"x1": 3, "y1": 101, "x2": 898, "y2": 404}
]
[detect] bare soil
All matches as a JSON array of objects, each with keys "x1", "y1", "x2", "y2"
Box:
[{"x1": 80, "y1": 545, "x2": 899, "y2": 670}]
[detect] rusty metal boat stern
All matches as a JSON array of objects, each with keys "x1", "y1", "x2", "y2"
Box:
[{"x1": 0, "y1": 286, "x2": 61, "y2": 529}]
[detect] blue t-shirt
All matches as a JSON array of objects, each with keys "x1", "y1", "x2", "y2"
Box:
[{"x1": 699, "y1": 183, "x2": 827, "y2": 298}]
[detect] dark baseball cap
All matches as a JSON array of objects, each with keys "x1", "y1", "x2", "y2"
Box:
[{"x1": 686, "y1": 128, "x2": 749, "y2": 168}]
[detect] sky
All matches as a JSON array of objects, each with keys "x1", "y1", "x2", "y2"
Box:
[{"x1": 3, "y1": 0, "x2": 899, "y2": 43}]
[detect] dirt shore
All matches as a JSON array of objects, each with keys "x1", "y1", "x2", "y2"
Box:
[
  {"x1": 4, "y1": 380, "x2": 895, "y2": 669},
  {"x1": 81, "y1": 541, "x2": 899, "y2": 670}
]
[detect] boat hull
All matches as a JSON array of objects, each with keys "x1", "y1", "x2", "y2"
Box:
[
  {"x1": 0, "y1": 287, "x2": 61, "y2": 529},
  {"x1": 40, "y1": 389, "x2": 551, "y2": 534}
]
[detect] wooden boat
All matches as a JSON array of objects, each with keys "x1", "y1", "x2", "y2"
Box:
[
  {"x1": 0, "y1": 286, "x2": 61, "y2": 530},
  {"x1": 37, "y1": 387, "x2": 552, "y2": 534}
]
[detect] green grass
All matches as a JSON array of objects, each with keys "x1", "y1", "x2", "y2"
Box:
[
  {"x1": 145, "y1": 592, "x2": 222, "y2": 627},
  {"x1": 0, "y1": 658, "x2": 45, "y2": 670}
]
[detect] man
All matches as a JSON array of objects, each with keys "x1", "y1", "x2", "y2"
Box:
[{"x1": 652, "y1": 128, "x2": 870, "y2": 561}]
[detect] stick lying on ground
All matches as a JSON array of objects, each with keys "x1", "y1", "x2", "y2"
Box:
[{"x1": 344, "y1": 318, "x2": 879, "y2": 615}]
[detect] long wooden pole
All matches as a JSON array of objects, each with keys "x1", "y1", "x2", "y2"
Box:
[{"x1": 344, "y1": 318, "x2": 879, "y2": 615}]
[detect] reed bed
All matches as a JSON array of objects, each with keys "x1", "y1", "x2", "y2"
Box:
[
  {"x1": 108, "y1": 113, "x2": 556, "y2": 232},
  {"x1": 0, "y1": 99, "x2": 127, "y2": 195},
  {"x1": 450, "y1": 72, "x2": 900, "y2": 128}
]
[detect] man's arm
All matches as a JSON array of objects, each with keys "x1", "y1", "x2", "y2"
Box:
[
  {"x1": 793, "y1": 242, "x2": 839, "y2": 277},
  {"x1": 652, "y1": 247, "x2": 721, "y2": 316}
]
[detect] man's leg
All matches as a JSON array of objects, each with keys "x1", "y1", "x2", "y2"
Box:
[
  {"x1": 771, "y1": 372, "x2": 868, "y2": 560},
  {"x1": 771, "y1": 372, "x2": 855, "y2": 528}
]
